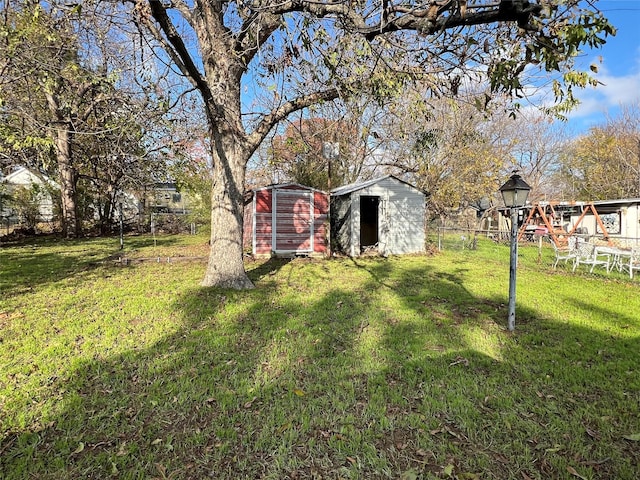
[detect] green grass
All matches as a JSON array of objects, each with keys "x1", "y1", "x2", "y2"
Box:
[{"x1": 1, "y1": 234, "x2": 639, "y2": 479}]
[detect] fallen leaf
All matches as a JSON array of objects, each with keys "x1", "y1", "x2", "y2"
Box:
[
  {"x1": 623, "y1": 433, "x2": 640, "y2": 441},
  {"x1": 415, "y1": 448, "x2": 429, "y2": 457},
  {"x1": 585, "y1": 427, "x2": 600, "y2": 440},
  {"x1": 156, "y1": 463, "x2": 166, "y2": 477},
  {"x1": 400, "y1": 469, "x2": 418, "y2": 480},
  {"x1": 244, "y1": 396, "x2": 257, "y2": 409},
  {"x1": 521, "y1": 473, "x2": 534, "y2": 480},
  {"x1": 443, "y1": 464, "x2": 454, "y2": 476},
  {"x1": 71, "y1": 442, "x2": 84, "y2": 455},
  {"x1": 276, "y1": 422, "x2": 291, "y2": 434},
  {"x1": 449, "y1": 356, "x2": 469, "y2": 367},
  {"x1": 293, "y1": 388, "x2": 305, "y2": 397},
  {"x1": 567, "y1": 466, "x2": 587, "y2": 480},
  {"x1": 582, "y1": 458, "x2": 610, "y2": 466},
  {"x1": 151, "y1": 438, "x2": 162, "y2": 446},
  {"x1": 346, "y1": 456, "x2": 356, "y2": 465},
  {"x1": 116, "y1": 442, "x2": 127, "y2": 456}
]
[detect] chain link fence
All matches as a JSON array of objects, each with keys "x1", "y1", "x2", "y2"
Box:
[
  {"x1": 426, "y1": 226, "x2": 511, "y2": 251},
  {"x1": 427, "y1": 226, "x2": 640, "y2": 253}
]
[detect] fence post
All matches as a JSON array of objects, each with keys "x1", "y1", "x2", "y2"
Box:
[{"x1": 119, "y1": 203, "x2": 124, "y2": 250}]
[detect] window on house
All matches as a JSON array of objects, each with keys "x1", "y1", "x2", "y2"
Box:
[{"x1": 597, "y1": 212, "x2": 621, "y2": 235}]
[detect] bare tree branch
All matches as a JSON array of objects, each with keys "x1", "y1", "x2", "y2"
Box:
[{"x1": 248, "y1": 86, "x2": 341, "y2": 152}]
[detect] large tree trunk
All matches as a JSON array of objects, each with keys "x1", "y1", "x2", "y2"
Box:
[
  {"x1": 196, "y1": 13, "x2": 256, "y2": 289},
  {"x1": 201, "y1": 139, "x2": 254, "y2": 289},
  {"x1": 53, "y1": 124, "x2": 80, "y2": 238}
]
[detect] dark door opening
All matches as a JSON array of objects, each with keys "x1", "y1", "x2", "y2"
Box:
[{"x1": 360, "y1": 196, "x2": 379, "y2": 248}]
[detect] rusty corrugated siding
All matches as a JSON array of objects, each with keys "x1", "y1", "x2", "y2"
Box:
[
  {"x1": 254, "y1": 190, "x2": 273, "y2": 254},
  {"x1": 248, "y1": 184, "x2": 329, "y2": 255},
  {"x1": 274, "y1": 190, "x2": 313, "y2": 252}
]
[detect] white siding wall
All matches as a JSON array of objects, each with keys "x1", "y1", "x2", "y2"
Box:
[
  {"x1": 3, "y1": 168, "x2": 56, "y2": 221},
  {"x1": 385, "y1": 179, "x2": 426, "y2": 255},
  {"x1": 350, "y1": 193, "x2": 359, "y2": 257},
  {"x1": 622, "y1": 206, "x2": 640, "y2": 240},
  {"x1": 568, "y1": 204, "x2": 640, "y2": 241}
]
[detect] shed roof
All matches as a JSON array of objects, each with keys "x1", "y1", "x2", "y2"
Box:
[
  {"x1": 250, "y1": 182, "x2": 328, "y2": 194},
  {"x1": 330, "y1": 174, "x2": 424, "y2": 197}
]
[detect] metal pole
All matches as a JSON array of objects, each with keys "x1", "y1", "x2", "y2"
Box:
[
  {"x1": 637, "y1": 137, "x2": 640, "y2": 197},
  {"x1": 508, "y1": 207, "x2": 518, "y2": 331},
  {"x1": 119, "y1": 202, "x2": 124, "y2": 250}
]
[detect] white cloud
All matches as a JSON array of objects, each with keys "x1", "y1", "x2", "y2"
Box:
[
  {"x1": 569, "y1": 67, "x2": 640, "y2": 120},
  {"x1": 565, "y1": 30, "x2": 640, "y2": 121}
]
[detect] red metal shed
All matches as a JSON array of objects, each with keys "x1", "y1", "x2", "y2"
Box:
[{"x1": 244, "y1": 183, "x2": 329, "y2": 256}]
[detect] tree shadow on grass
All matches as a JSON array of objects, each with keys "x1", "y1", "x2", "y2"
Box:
[
  {"x1": 0, "y1": 234, "x2": 205, "y2": 298},
  {"x1": 1, "y1": 257, "x2": 639, "y2": 479},
  {"x1": 0, "y1": 238, "x2": 122, "y2": 298},
  {"x1": 246, "y1": 256, "x2": 293, "y2": 283}
]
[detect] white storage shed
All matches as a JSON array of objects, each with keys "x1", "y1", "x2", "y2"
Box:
[{"x1": 330, "y1": 175, "x2": 426, "y2": 257}]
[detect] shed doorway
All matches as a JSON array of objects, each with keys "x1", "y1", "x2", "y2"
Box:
[{"x1": 360, "y1": 196, "x2": 380, "y2": 248}]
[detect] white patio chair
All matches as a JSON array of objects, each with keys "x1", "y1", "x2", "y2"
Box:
[
  {"x1": 551, "y1": 237, "x2": 577, "y2": 269},
  {"x1": 627, "y1": 249, "x2": 640, "y2": 279},
  {"x1": 572, "y1": 242, "x2": 611, "y2": 273}
]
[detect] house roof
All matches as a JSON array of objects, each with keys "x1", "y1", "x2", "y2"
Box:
[
  {"x1": 330, "y1": 174, "x2": 425, "y2": 197},
  {"x1": 586, "y1": 198, "x2": 640, "y2": 207},
  {"x1": 2, "y1": 166, "x2": 58, "y2": 188},
  {"x1": 532, "y1": 198, "x2": 640, "y2": 210}
]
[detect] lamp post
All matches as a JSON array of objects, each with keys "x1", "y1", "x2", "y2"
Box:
[{"x1": 499, "y1": 173, "x2": 531, "y2": 331}]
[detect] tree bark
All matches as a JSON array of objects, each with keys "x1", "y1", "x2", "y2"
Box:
[
  {"x1": 200, "y1": 140, "x2": 254, "y2": 289},
  {"x1": 199, "y1": 52, "x2": 254, "y2": 288},
  {"x1": 53, "y1": 123, "x2": 80, "y2": 238}
]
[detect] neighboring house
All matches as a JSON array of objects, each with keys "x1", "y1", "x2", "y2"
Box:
[
  {"x1": 243, "y1": 183, "x2": 330, "y2": 256},
  {"x1": 1, "y1": 167, "x2": 58, "y2": 223},
  {"x1": 519, "y1": 199, "x2": 640, "y2": 245},
  {"x1": 331, "y1": 175, "x2": 426, "y2": 257},
  {"x1": 560, "y1": 199, "x2": 640, "y2": 242},
  {"x1": 144, "y1": 183, "x2": 190, "y2": 214}
]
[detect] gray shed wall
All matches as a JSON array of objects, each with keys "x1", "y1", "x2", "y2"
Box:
[{"x1": 330, "y1": 195, "x2": 352, "y2": 254}]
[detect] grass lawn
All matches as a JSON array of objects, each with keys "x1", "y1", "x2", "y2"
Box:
[{"x1": 0, "y1": 234, "x2": 639, "y2": 479}]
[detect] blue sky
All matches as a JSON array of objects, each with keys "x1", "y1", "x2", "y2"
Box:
[{"x1": 564, "y1": 0, "x2": 640, "y2": 135}]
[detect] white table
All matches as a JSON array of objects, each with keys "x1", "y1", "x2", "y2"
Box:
[{"x1": 594, "y1": 246, "x2": 633, "y2": 272}]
